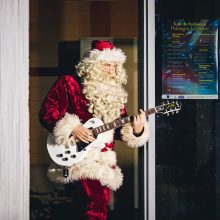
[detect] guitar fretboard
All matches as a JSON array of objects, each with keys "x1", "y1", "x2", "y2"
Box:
[{"x1": 92, "y1": 107, "x2": 156, "y2": 136}]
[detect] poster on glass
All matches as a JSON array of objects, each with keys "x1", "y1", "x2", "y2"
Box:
[{"x1": 162, "y1": 19, "x2": 218, "y2": 99}]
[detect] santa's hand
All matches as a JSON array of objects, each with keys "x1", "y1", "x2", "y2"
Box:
[
  {"x1": 71, "y1": 125, "x2": 96, "y2": 143},
  {"x1": 133, "y1": 109, "x2": 146, "y2": 134}
]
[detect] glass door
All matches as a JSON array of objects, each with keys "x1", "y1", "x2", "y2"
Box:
[{"x1": 154, "y1": 0, "x2": 220, "y2": 220}]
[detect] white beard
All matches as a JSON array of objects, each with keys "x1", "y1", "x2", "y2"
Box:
[{"x1": 83, "y1": 78, "x2": 128, "y2": 123}]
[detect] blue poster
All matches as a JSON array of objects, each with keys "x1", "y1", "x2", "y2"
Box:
[{"x1": 162, "y1": 19, "x2": 218, "y2": 99}]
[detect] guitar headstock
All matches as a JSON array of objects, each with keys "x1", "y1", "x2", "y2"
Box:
[{"x1": 155, "y1": 100, "x2": 182, "y2": 116}]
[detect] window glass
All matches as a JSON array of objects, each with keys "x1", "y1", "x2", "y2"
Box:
[{"x1": 155, "y1": 0, "x2": 220, "y2": 219}]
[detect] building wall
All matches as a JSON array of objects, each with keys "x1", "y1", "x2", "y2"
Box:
[{"x1": 0, "y1": 1, "x2": 29, "y2": 219}]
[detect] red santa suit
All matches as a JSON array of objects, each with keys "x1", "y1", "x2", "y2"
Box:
[{"x1": 39, "y1": 40, "x2": 149, "y2": 220}]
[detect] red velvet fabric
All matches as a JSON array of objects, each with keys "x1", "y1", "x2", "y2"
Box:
[
  {"x1": 91, "y1": 40, "x2": 114, "y2": 51},
  {"x1": 66, "y1": 179, "x2": 110, "y2": 220},
  {"x1": 72, "y1": 179, "x2": 110, "y2": 220},
  {"x1": 39, "y1": 75, "x2": 92, "y2": 132}
]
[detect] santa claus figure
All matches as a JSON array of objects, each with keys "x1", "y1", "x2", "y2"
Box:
[{"x1": 39, "y1": 40, "x2": 149, "y2": 220}]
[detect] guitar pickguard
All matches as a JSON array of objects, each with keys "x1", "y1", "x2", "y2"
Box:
[{"x1": 76, "y1": 141, "x2": 89, "y2": 152}]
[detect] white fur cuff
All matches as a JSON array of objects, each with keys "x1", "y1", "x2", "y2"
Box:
[
  {"x1": 120, "y1": 121, "x2": 149, "y2": 148},
  {"x1": 53, "y1": 113, "x2": 81, "y2": 146}
]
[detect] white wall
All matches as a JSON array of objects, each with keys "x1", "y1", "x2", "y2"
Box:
[{"x1": 0, "y1": 0, "x2": 29, "y2": 219}]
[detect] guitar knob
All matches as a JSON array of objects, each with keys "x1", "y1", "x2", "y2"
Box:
[
  {"x1": 71, "y1": 155, "x2": 76, "y2": 158},
  {"x1": 65, "y1": 150, "x2": 71, "y2": 154},
  {"x1": 56, "y1": 154, "x2": 63, "y2": 157},
  {"x1": 62, "y1": 157, "x2": 68, "y2": 161}
]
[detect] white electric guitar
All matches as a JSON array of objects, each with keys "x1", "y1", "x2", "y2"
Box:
[{"x1": 47, "y1": 101, "x2": 182, "y2": 172}]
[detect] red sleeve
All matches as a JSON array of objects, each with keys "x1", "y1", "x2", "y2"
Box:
[
  {"x1": 39, "y1": 76, "x2": 68, "y2": 132},
  {"x1": 114, "y1": 106, "x2": 128, "y2": 140}
]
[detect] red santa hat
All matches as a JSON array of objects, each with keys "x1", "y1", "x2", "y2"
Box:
[{"x1": 82, "y1": 40, "x2": 126, "y2": 64}]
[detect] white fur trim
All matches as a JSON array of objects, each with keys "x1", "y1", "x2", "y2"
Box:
[
  {"x1": 53, "y1": 113, "x2": 81, "y2": 146},
  {"x1": 120, "y1": 121, "x2": 150, "y2": 148},
  {"x1": 47, "y1": 149, "x2": 123, "y2": 191},
  {"x1": 87, "y1": 48, "x2": 126, "y2": 64}
]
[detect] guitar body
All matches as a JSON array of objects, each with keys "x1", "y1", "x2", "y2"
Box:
[{"x1": 47, "y1": 118, "x2": 108, "y2": 167}]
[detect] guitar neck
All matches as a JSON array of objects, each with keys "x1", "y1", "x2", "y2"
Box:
[{"x1": 92, "y1": 107, "x2": 156, "y2": 136}]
